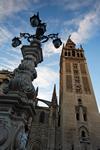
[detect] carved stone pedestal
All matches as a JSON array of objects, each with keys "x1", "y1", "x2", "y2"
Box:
[{"x1": 0, "y1": 94, "x2": 35, "y2": 150}]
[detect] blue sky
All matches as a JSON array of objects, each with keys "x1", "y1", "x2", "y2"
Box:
[{"x1": 0, "y1": 0, "x2": 100, "y2": 109}]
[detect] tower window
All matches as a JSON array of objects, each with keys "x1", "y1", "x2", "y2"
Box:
[
  {"x1": 75, "y1": 85, "x2": 82, "y2": 93},
  {"x1": 72, "y1": 50, "x2": 75, "y2": 57},
  {"x1": 71, "y1": 144, "x2": 74, "y2": 150},
  {"x1": 77, "y1": 53, "x2": 79, "y2": 57},
  {"x1": 81, "y1": 53, "x2": 83, "y2": 57},
  {"x1": 76, "y1": 113, "x2": 80, "y2": 121},
  {"x1": 83, "y1": 113, "x2": 87, "y2": 121},
  {"x1": 73, "y1": 63, "x2": 78, "y2": 69},
  {"x1": 39, "y1": 111, "x2": 45, "y2": 123},
  {"x1": 65, "y1": 52, "x2": 67, "y2": 56},
  {"x1": 58, "y1": 115, "x2": 60, "y2": 127},
  {"x1": 68, "y1": 51, "x2": 71, "y2": 56},
  {"x1": 81, "y1": 131, "x2": 86, "y2": 138},
  {"x1": 73, "y1": 70, "x2": 78, "y2": 74},
  {"x1": 78, "y1": 98, "x2": 82, "y2": 104}
]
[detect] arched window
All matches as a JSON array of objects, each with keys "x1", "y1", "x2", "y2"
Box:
[
  {"x1": 68, "y1": 51, "x2": 71, "y2": 56},
  {"x1": 71, "y1": 144, "x2": 74, "y2": 150},
  {"x1": 39, "y1": 111, "x2": 45, "y2": 123},
  {"x1": 72, "y1": 50, "x2": 75, "y2": 57},
  {"x1": 81, "y1": 53, "x2": 83, "y2": 57},
  {"x1": 83, "y1": 113, "x2": 87, "y2": 121},
  {"x1": 65, "y1": 51, "x2": 67, "y2": 56},
  {"x1": 81, "y1": 130, "x2": 86, "y2": 138},
  {"x1": 76, "y1": 112, "x2": 80, "y2": 121},
  {"x1": 78, "y1": 98, "x2": 82, "y2": 104},
  {"x1": 58, "y1": 115, "x2": 61, "y2": 127},
  {"x1": 77, "y1": 53, "x2": 79, "y2": 57}
]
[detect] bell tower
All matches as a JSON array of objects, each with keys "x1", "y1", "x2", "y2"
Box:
[{"x1": 59, "y1": 36, "x2": 100, "y2": 150}]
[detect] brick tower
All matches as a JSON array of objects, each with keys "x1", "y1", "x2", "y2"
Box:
[{"x1": 59, "y1": 36, "x2": 100, "y2": 150}]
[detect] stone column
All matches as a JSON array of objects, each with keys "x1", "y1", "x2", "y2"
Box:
[{"x1": 0, "y1": 39, "x2": 43, "y2": 150}]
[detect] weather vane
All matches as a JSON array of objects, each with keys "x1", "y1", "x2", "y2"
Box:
[{"x1": 12, "y1": 12, "x2": 62, "y2": 48}]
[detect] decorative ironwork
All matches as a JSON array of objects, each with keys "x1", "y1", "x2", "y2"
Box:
[{"x1": 12, "y1": 12, "x2": 62, "y2": 49}]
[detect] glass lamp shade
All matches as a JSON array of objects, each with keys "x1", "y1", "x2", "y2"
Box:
[
  {"x1": 12, "y1": 37, "x2": 21, "y2": 47},
  {"x1": 30, "y1": 15, "x2": 40, "y2": 27},
  {"x1": 36, "y1": 23, "x2": 46, "y2": 37},
  {"x1": 53, "y1": 38, "x2": 62, "y2": 48}
]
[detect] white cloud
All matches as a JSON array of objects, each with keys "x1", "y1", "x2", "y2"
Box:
[
  {"x1": 37, "y1": 90, "x2": 52, "y2": 101},
  {"x1": 71, "y1": 7, "x2": 100, "y2": 44},
  {"x1": 0, "y1": 0, "x2": 39, "y2": 19},
  {"x1": 42, "y1": 40, "x2": 62, "y2": 57},
  {"x1": 52, "y1": 0, "x2": 95, "y2": 11},
  {"x1": 33, "y1": 66, "x2": 59, "y2": 101},
  {"x1": 0, "y1": 27, "x2": 13, "y2": 46},
  {"x1": 34, "y1": 66, "x2": 58, "y2": 88},
  {"x1": 63, "y1": 0, "x2": 93, "y2": 11},
  {"x1": 0, "y1": 56, "x2": 21, "y2": 71},
  {"x1": 0, "y1": 0, "x2": 26, "y2": 19}
]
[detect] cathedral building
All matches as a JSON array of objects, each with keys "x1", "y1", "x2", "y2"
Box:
[{"x1": 0, "y1": 37, "x2": 100, "y2": 150}]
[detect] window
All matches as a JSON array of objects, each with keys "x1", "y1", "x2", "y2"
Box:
[
  {"x1": 83, "y1": 113, "x2": 87, "y2": 121},
  {"x1": 83, "y1": 107, "x2": 87, "y2": 121},
  {"x1": 39, "y1": 111, "x2": 45, "y2": 123},
  {"x1": 58, "y1": 115, "x2": 60, "y2": 127},
  {"x1": 81, "y1": 131, "x2": 86, "y2": 138},
  {"x1": 75, "y1": 106, "x2": 80, "y2": 121},
  {"x1": 73, "y1": 70, "x2": 78, "y2": 74},
  {"x1": 71, "y1": 144, "x2": 74, "y2": 150},
  {"x1": 75, "y1": 84, "x2": 82, "y2": 93},
  {"x1": 81, "y1": 53, "x2": 83, "y2": 57},
  {"x1": 73, "y1": 63, "x2": 78, "y2": 69},
  {"x1": 72, "y1": 50, "x2": 75, "y2": 57},
  {"x1": 68, "y1": 51, "x2": 71, "y2": 56},
  {"x1": 80, "y1": 128, "x2": 89, "y2": 144},
  {"x1": 65, "y1": 51, "x2": 67, "y2": 56},
  {"x1": 78, "y1": 98, "x2": 82, "y2": 104},
  {"x1": 77, "y1": 53, "x2": 79, "y2": 57},
  {"x1": 76, "y1": 113, "x2": 80, "y2": 121},
  {"x1": 78, "y1": 98, "x2": 83, "y2": 105}
]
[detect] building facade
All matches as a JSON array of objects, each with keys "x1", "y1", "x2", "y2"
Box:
[
  {"x1": 59, "y1": 37, "x2": 100, "y2": 150},
  {"x1": 0, "y1": 37, "x2": 100, "y2": 150}
]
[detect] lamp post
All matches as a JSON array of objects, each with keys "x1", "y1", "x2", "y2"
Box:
[
  {"x1": 9, "y1": 12, "x2": 62, "y2": 99},
  {"x1": 12, "y1": 12, "x2": 62, "y2": 48}
]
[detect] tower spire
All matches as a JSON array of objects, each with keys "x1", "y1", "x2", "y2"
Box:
[
  {"x1": 64, "y1": 34, "x2": 76, "y2": 50},
  {"x1": 51, "y1": 84, "x2": 58, "y2": 108}
]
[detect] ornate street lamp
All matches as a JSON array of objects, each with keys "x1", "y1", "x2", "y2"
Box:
[
  {"x1": 30, "y1": 12, "x2": 41, "y2": 27},
  {"x1": 10, "y1": 12, "x2": 62, "y2": 99},
  {"x1": 12, "y1": 12, "x2": 62, "y2": 48},
  {"x1": 12, "y1": 37, "x2": 21, "y2": 47},
  {"x1": 53, "y1": 38, "x2": 62, "y2": 48}
]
